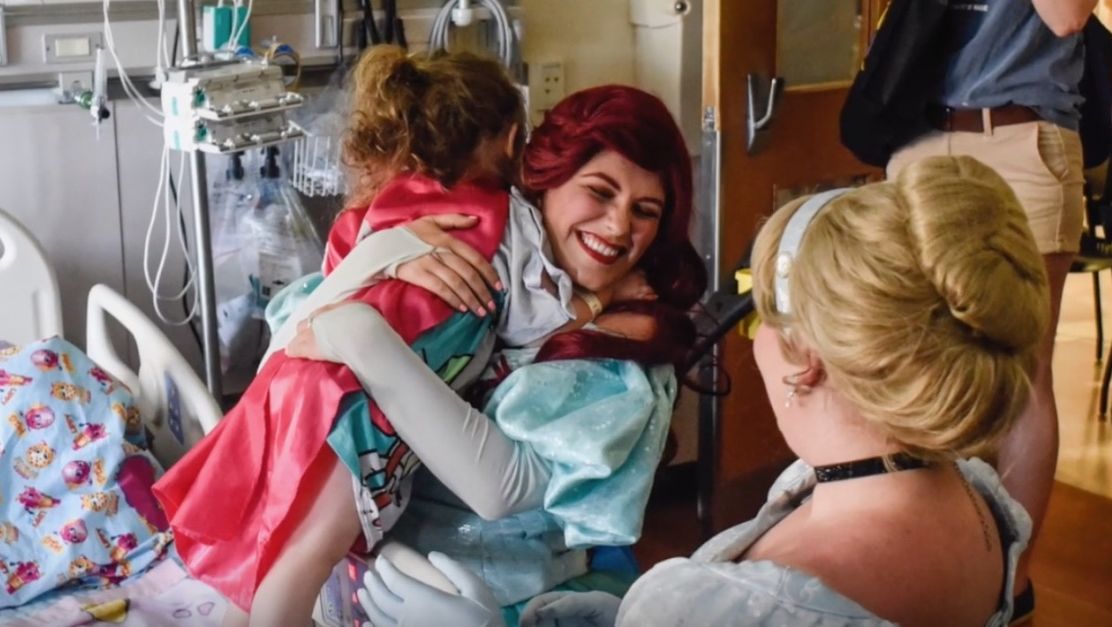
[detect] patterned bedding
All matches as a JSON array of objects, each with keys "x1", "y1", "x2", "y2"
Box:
[{"x1": 1, "y1": 337, "x2": 171, "y2": 609}]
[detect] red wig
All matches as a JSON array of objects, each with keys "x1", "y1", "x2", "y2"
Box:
[{"x1": 522, "y1": 85, "x2": 707, "y2": 371}]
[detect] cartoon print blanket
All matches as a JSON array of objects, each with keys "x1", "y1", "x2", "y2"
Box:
[{"x1": 1, "y1": 337, "x2": 171, "y2": 609}]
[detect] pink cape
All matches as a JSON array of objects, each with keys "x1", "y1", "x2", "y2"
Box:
[{"x1": 152, "y1": 175, "x2": 509, "y2": 610}]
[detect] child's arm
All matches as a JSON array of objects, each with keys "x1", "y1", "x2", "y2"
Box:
[
  {"x1": 400, "y1": 214, "x2": 503, "y2": 316},
  {"x1": 296, "y1": 302, "x2": 551, "y2": 520},
  {"x1": 269, "y1": 215, "x2": 498, "y2": 363}
]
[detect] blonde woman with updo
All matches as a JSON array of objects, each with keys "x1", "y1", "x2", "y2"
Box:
[{"x1": 361, "y1": 155, "x2": 1047, "y2": 627}]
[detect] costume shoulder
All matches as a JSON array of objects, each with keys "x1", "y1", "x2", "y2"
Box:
[
  {"x1": 364, "y1": 174, "x2": 510, "y2": 260},
  {"x1": 323, "y1": 208, "x2": 367, "y2": 275}
]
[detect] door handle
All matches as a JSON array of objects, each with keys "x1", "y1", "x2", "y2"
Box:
[{"x1": 746, "y1": 73, "x2": 784, "y2": 155}]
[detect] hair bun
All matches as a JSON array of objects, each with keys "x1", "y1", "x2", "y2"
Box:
[
  {"x1": 899, "y1": 156, "x2": 1048, "y2": 352},
  {"x1": 385, "y1": 55, "x2": 427, "y2": 91}
]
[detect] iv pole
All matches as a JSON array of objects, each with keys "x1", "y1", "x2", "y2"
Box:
[{"x1": 176, "y1": 0, "x2": 223, "y2": 401}]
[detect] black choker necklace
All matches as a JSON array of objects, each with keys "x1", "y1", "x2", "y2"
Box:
[{"x1": 813, "y1": 453, "x2": 930, "y2": 483}]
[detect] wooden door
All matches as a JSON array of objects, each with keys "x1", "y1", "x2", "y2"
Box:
[{"x1": 700, "y1": 0, "x2": 887, "y2": 530}]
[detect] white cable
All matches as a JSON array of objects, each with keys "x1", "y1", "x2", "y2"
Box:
[
  {"x1": 171, "y1": 152, "x2": 200, "y2": 323},
  {"x1": 143, "y1": 146, "x2": 170, "y2": 297},
  {"x1": 158, "y1": 0, "x2": 172, "y2": 72},
  {"x1": 103, "y1": 0, "x2": 158, "y2": 113},
  {"x1": 228, "y1": 0, "x2": 254, "y2": 52},
  {"x1": 106, "y1": 0, "x2": 197, "y2": 326},
  {"x1": 108, "y1": 3, "x2": 160, "y2": 122},
  {"x1": 226, "y1": 0, "x2": 241, "y2": 52},
  {"x1": 102, "y1": 0, "x2": 164, "y2": 122},
  {"x1": 429, "y1": 0, "x2": 520, "y2": 79},
  {"x1": 142, "y1": 147, "x2": 197, "y2": 326}
]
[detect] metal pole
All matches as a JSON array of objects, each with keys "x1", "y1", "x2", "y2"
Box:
[
  {"x1": 176, "y1": 0, "x2": 198, "y2": 59},
  {"x1": 177, "y1": 0, "x2": 223, "y2": 400},
  {"x1": 695, "y1": 105, "x2": 723, "y2": 537}
]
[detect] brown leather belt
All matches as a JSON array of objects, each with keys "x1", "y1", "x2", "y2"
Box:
[{"x1": 926, "y1": 104, "x2": 1042, "y2": 133}]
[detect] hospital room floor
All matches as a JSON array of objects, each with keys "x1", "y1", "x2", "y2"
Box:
[{"x1": 635, "y1": 273, "x2": 1112, "y2": 627}]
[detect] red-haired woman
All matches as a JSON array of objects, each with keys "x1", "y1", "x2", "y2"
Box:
[{"x1": 282, "y1": 84, "x2": 707, "y2": 624}]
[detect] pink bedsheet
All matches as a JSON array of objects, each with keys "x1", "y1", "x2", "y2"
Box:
[{"x1": 1, "y1": 559, "x2": 227, "y2": 626}]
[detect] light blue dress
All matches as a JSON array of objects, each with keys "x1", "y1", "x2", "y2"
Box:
[
  {"x1": 388, "y1": 351, "x2": 675, "y2": 609},
  {"x1": 616, "y1": 458, "x2": 1031, "y2": 627}
]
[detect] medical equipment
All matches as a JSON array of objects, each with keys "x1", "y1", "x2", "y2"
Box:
[
  {"x1": 202, "y1": 2, "x2": 252, "y2": 53},
  {"x1": 429, "y1": 0, "x2": 521, "y2": 80},
  {"x1": 290, "y1": 134, "x2": 344, "y2": 197},
  {"x1": 164, "y1": 0, "x2": 309, "y2": 398},
  {"x1": 161, "y1": 62, "x2": 304, "y2": 154},
  {"x1": 238, "y1": 147, "x2": 323, "y2": 313},
  {"x1": 0, "y1": 0, "x2": 529, "y2": 401},
  {"x1": 288, "y1": 72, "x2": 348, "y2": 197},
  {"x1": 356, "y1": 0, "x2": 407, "y2": 49}
]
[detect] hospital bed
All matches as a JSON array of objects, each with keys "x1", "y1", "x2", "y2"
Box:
[
  {"x1": 1, "y1": 207, "x2": 230, "y2": 625},
  {"x1": 5, "y1": 205, "x2": 469, "y2": 626},
  {"x1": 0, "y1": 206, "x2": 221, "y2": 468}
]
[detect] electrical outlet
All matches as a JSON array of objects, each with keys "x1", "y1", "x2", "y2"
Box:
[{"x1": 532, "y1": 60, "x2": 565, "y2": 113}]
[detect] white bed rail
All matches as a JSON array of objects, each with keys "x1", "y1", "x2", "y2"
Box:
[
  {"x1": 0, "y1": 206, "x2": 63, "y2": 344},
  {"x1": 86, "y1": 284, "x2": 222, "y2": 467}
]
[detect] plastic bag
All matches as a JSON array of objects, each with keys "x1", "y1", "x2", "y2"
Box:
[
  {"x1": 238, "y1": 175, "x2": 323, "y2": 315},
  {"x1": 206, "y1": 150, "x2": 323, "y2": 387}
]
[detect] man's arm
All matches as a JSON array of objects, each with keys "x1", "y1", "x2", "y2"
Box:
[{"x1": 1032, "y1": 0, "x2": 1097, "y2": 37}]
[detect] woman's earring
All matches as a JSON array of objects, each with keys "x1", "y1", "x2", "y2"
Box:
[{"x1": 782, "y1": 371, "x2": 812, "y2": 408}]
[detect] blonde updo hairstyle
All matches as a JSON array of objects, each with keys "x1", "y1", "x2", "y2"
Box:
[{"x1": 751, "y1": 156, "x2": 1049, "y2": 461}]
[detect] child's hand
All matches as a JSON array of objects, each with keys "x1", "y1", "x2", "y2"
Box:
[
  {"x1": 611, "y1": 270, "x2": 658, "y2": 303},
  {"x1": 398, "y1": 214, "x2": 503, "y2": 317},
  {"x1": 285, "y1": 303, "x2": 345, "y2": 362}
]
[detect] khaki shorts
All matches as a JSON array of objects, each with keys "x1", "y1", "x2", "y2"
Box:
[{"x1": 887, "y1": 120, "x2": 1084, "y2": 254}]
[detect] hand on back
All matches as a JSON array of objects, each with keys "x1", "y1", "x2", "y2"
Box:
[{"x1": 397, "y1": 214, "x2": 503, "y2": 317}]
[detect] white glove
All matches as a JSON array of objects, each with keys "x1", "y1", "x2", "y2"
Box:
[
  {"x1": 358, "y1": 552, "x2": 505, "y2": 627},
  {"x1": 519, "y1": 591, "x2": 622, "y2": 627}
]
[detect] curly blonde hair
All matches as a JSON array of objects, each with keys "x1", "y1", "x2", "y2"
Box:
[
  {"x1": 751, "y1": 156, "x2": 1049, "y2": 461},
  {"x1": 343, "y1": 45, "x2": 525, "y2": 209}
]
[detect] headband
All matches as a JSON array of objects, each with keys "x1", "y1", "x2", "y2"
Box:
[{"x1": 774, "y1": 188, "x2": 850, "y2": 314}]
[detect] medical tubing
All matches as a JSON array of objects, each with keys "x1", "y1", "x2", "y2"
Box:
[
  {"x1": 143, "y1": 148, "x2": 198, "y2": 326},
  {"x1": 101, "y1": 0, "x2": 163, "y2": 122},
  {"x1": 229, "y1": 0, "x2": 255, "y2": 52},
  {"x1": 428, "y1": 0, "x2": 519, "y2": 78}
]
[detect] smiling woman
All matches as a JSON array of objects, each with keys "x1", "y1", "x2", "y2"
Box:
[
  {"x1": 521, "y1": 85, "x2": 706, "y2": 371},
  {"x1": 540, "y1": 151, "x2": 665, "y2": 293}
]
